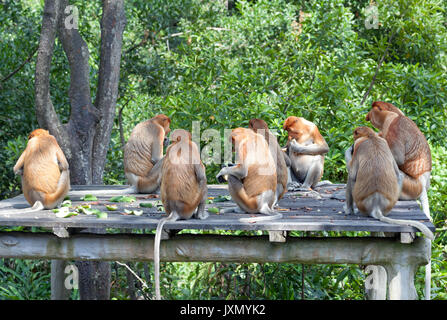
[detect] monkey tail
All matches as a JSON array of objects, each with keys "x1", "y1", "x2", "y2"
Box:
[
  {"x1": 239, "y1": 203, "x2": 283, "y2": 223},
  {"x1": 239, "y1": 211, "x2": 283, "y2": 223},
  {"x1": 154, "y1": 211, "x2": 179, "y2": 300},
  {"x1": 371, "y1": 207, "x2": 434, "y2": 240}
]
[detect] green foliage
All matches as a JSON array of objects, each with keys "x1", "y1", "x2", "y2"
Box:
[
  {"x1": 0, "y1": 0, "x2": 446, "y2": 300},
  {"x1": 0, "y1": 259, "x2": 51, "y2": 300}
]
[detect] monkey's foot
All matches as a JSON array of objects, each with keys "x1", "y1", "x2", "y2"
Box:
[{"x1": 287, "y1": 181, "x2": 303, "y2": 191}]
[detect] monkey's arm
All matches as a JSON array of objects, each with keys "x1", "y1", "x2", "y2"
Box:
[
  {"x1": 194, "y1": 163, "x2": 209, "y2": 220},
  {"x1": 289, "y1": 139, "x2": 329, "y2": 155},
  {"x1": 345, "y1": 178, "x2": 355, "y2": 215},
  {"x1": 282, "y1": 148, "x2": 291, "y2": 167},
  {"x1": 344, "y1": 145, "x2": 354, "y2": 165},
  {"x1": 13, "y1": 151, "x2": 26, "y2": 175},
  {"x1": 344, "y1": 151, "x2": 357, "y2": 215},
  {"x1": 392, "y1": 158, "x2": 404, "y2": 192},
  {"x1": 151, "y1": 129, "x2": 164, "y2": 165},
  {"x1": 387, "y1": 139, "x2": 406, "y2": 167},
  {"x1": 56, "y1": 148, "x2": 69, "y2": 171},
  {"x1": 194, "y1": 163, "x2": 207, "y2": 189},
  {"x1": 216, "y1": 164, "x2": 248, "y2": 181}
]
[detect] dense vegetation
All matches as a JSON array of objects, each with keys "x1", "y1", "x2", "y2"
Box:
[{"x1": 0, "y1": 0, "x2": 446, "y2": 299}]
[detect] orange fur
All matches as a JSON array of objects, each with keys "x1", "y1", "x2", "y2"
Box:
[
  {"x1": 161, "y1": 129, "x2": 207, "y2": 219},
  {"x1": 225, "y1": 128, "x2": 277, "y2": 213},
  {"x1": 366, "y1": 102, "x2": 432, "y2": 199},
  {"x1": 249, "y1": 118, "x2": 288, "y2": 201},
  {"x1": 14, "y1": 129, "x2": 70, "y2": 209},
  {"x1": 124, "y1": 114, "x2": 171, "y2": 193},
  {"x1": 350, "y1": 127, "x2": 399, "y2": 214}
]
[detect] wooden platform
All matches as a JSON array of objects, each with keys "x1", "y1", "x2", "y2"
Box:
[{"x1": 0, "y1": 184, "x2": 435, "y2": 235}]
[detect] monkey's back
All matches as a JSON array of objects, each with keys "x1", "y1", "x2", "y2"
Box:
[
  {"x1": 353, "y1": 138, "x2": 399, "y2": 214},
  {"x1": 243, "y1": 165, "x2": 277, "y2": 199},
  {"x1": 386, "y1": 116, "x2": 432, "y2": 178},
  {"x1": 242, "y1": 134, "x2": 277, "y2": 198},
  {"x1": 160, "y1": 143, "x2": 204, "y2": 219},
  {"x1": 124, "y1": 120, "x2": 157, "y2": 176},
  {"x1": 22, "y1": 136, "x2": 61, "y2": 199},
  {"x1": 254, "y1": 129, "x2": 287, "y2": 194}
]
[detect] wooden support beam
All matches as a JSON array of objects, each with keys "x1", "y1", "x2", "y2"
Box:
[
  {"x1": 0, "y1": 232, "x2": 431, "y2": 300},
  {"x1": 0, "y1": 232, "x2": 429, "y2": 265}
]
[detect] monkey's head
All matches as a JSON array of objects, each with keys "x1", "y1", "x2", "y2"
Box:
[
  {"x1": 366, "y1": 102, "x2": 403, "y2": 129},
  {"x1": 353, "y1": 126, "x2": 376, "y2": 141},
  {"x1": 248, "y1": 118, "x2": 269, "y2": 132},
  {"x1": 169, "y1": 129, "x2": 192, "y2": 144},
  {"x1": 371, "y1": 101, "x2": 404, "y2": 116},
  {"x1": 152, "y1": 114, "x2": 171, "y2": 134},
  {"x1": 28, "y1": 129, "x2": 50, "y2": 140},
  {"x1": 283, "y1": 116, "x2": 310, "y2": 142}
]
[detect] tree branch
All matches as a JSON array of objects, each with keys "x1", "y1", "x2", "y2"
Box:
[
  {"x1": 57, "y1": 0, "x2": 100, "y2": 184},
  {"x1": 34, "y1": 0, "x2": 70, "y2": 156},
  {"x1": 360, "y1": 29, "x2": 397, "y2": 106},
  {"x1": 92, "y1": 0, "x2": 126, "y2": 184},
  {"x1": 1, "y1": 45, "x2": 38, "y2": 83}
]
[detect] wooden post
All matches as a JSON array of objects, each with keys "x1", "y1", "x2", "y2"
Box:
[
  {"x1": 364, "y1": 265, "x2": 387, "y2": 300},
  {"x1": 51, "y1": 260, "x2": 70, "y2": 300},
  {"x1": 384, "y1": 263, "x2": 418, "y2": 300}
]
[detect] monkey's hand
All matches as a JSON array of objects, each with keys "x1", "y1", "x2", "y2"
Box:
[
  {"x1": 13, "y1": 167, "x2": 23, "y2": 176},
  {"x1": 216, "y1": 167, "x2": 229, "y2": 183},
  {"x1": 289, "y1": 139, "x2": 306, "y2": 154}
]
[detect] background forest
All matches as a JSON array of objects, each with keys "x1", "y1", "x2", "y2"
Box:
[{"x1": 0, "y1": 0, "x2": 446, "y2": 299}]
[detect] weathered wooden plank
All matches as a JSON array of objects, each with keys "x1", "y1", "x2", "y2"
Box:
[{"x1": 0, "y1": 184, "x2": 434, "y2": 233}]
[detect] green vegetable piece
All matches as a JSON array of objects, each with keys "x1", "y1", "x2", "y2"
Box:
[
  {"x1": 80, "y1": 194, "x2": 98, "y2": 201},
  {"x1": 109, "y1": 195, "x2": 136, "y2": 203},
  {"x1": 208, "y1": 207, "x2": 220, "y2": 214},
  {"x1": 61, "y1": 200, "x2": 72, "y2": 207},
  {"x1": 105, "y1": 204, "x2": 118, "y2": 211},
  {"x1": 139, "y1": 202, "x2": 153, "y2": 208},
  {"x1": 95, "y1": 211, "x2": 108, "y2": 219},
  {"x1": 133, "y1": 210, "x2": 143, "y2": 216},
  {"x1": 54, "y1": 207, "x2": 76, "y2": 218}
]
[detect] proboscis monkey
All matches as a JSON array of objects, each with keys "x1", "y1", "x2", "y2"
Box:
[
  {"x1": 283, "y1": 116, "x2": 329, "y2": 190},
  {"x1": 366, "y1": 101, "x2": 432, "y2": 219},
  {"x1": 123, "y1": 114, "x2": 171, "y2": 194},
  {"x1": 13, "y1": 129, "x2": 70, "y2": 211},
  {"x1": 154, "y1": 129, "x2": 208, "y2": 300},
  {"x1": 216, "y1": 128, "x2": 282, "y2": 222},
  {"x1": 248, "y1": 118, "x2": 290, "y2": 206},
  {"x1": 344, "y1": 126, "x2": 433, "y2": 240}
]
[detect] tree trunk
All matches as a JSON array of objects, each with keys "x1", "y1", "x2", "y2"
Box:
[{"x1": 34, "y1": 0, "x2": 126, "y2": 300}]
